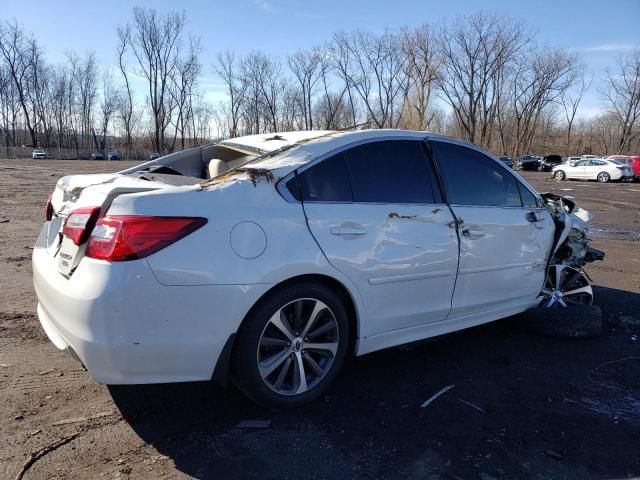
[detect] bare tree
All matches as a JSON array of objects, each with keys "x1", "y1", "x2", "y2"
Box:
[
  {"x1": 214, "y1": 50, "x2": 247, "y2": 138},
  {"x1": 601, "y1": 48, "x2": 640, "y2": 153},
  {"x1": 334, "y1": 30, "x2": 408, "y2": 128},
  {"x1": 124, "y1": 7, "x2": 187, "y2": 153},
  {"x1": 561, "y1": 71, "x2": 592, "y2": 149},
  {"x1": 98, "y1": 72, "x2": 119, "y2": 152},
  {"x1": 288, "y1": 48, "x2": 322, "y2": 130},
  {"x1": 0, "y1": 21, "x2": 39, "y2": 146},
  {"x1": 436, "y1": 13, "x2": 529, "y2": 147},
  {"x1": 169, "y1": 37, "x2": 201, "y2": 151},
  {"x1": 116, "y1": 25, "x2": 134, "y2": 158},
  {"x1": 510, "y1": 48, "x2": 579, "y2": 155},
  {"x1": 400, "y1": 24, "x2": 440, "y2": 130}
]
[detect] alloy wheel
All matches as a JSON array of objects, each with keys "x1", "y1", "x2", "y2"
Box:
[
  {"x1": 541, "y1": 265, "x2": 593, "y2": 307},
  {"x1": 257, "y1": 298, "x2": 339, "y2": 396},
  {"x1": 597, "y1": 172, "x2": 610, "y2": 183}
]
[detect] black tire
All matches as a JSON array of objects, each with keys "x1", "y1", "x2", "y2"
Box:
[
  {"x1": 597, "y1": 172, "x2": 610, "y2": 183},
  {"x1": 518, "y1": 305, "x2": 602, "y2": 338},
  {"x1": 554, "y1": 170, "x2": 566, "y2": 180},
  {"x1": 232, "y1": 282, "x2": 350, "y2": 408}
]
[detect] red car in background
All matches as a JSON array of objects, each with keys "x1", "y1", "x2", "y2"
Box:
[{"x1": 607, "y1": 155, "x2": 640, "y2": 181}]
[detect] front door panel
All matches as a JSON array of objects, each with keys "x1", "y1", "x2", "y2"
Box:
[{"x1": 448, "y1": 205, "x2": 554, "y2": 318}]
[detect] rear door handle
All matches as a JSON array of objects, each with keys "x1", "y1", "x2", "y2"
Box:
[{"x1": 330, "y1": 225, "x2": 366, "y2": 236}]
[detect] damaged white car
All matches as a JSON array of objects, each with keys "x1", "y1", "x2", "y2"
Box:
[{"x1": 33, "y1": 130, "x2": 604, "y2": 407}]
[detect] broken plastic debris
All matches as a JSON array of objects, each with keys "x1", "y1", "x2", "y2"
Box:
[
  {"x1": 52, "y1": 411, "x2": 115, "y2": 426},
  {"x1": 420, "y1": 384, "x2": 455, "y2": 408},
  {"x1": 458, "y1": 398, "x2": 486, "y2": 413},
  {"x1": 236, "y1": 419, "x2": 271, "y2": 429}
]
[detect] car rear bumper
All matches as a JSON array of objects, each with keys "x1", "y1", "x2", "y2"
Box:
[{"x1": 32, "y1": 223, "x2": 270, "y2": 384}]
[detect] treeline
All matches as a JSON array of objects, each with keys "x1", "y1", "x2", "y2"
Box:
[{"x1": 1, "y1": 9, "x2": 639, "y2": 160}]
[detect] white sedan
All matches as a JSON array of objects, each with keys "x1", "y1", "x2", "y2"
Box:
[
  {"x1": 552, "y1": 158, "x2": 634, "y2": 182},
  {"x1": 33, "y1": 130, "x2": 602, "y2": 407}
]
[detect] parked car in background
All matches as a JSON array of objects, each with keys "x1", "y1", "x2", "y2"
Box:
[
  {"x1": 149, "y1": 152, "x2": 161, "y2": 160},
  {"x1": 607, "y1": 155, "x2": 640, "y2": 181},
  {"x1": 498, "y1": 156, "x2": 513, "y2": 168},
  {"x1": 566, "y1": 156, "x2": 581, "y2": 165},
  {"x1": 539, "y1": 155, "x2": 562, "y2": 172},
  {"x1": 33, "y1": 130, "x2": 603, "y2": 407},
  {"x1": 553, "y1": 158, "x2": 634, "y2": 183},
  {"x1": 581, "y1": 154, "x2": 598, "y2": 159},
  {"x1": 518, "y1": 155, "x2": 540, "y2": 171},
  {"x1": 107, "y1": 150, "x2": 121, "y2": 161},
  {"x1": 32, "y1": 149, "x2": 46, "y2": 159},
  {"x1": 90, "y1": 152, "x2": 105, "y2": 160}
]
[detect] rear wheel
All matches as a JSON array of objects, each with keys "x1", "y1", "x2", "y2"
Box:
[
  {"x1": 597, "y1": 172, "x2": 610, "y2": 183},
  {"x1": 232, "y1": 282, "x2": 349, "y2": 408},
  {"x1": 554, "y1": 170, "x2": 566, "y2": 180}
]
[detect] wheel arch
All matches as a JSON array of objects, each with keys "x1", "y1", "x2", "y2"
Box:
[
  {"x1": 212, "y1": 273, "x2": 361, "y2": 386},
  {"x1": 247, "y1": 273, "x2": 360, "y2": 347}
]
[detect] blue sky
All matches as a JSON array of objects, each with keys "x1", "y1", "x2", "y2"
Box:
[{"x1": 3, "y1": 0, "x2": 639, "y2": 116}]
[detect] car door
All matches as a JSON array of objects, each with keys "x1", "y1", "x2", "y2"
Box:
[
  {"x1": 296, "y1": 138, "x2": 459, "y2": 337},
  {"x1": 567, "y1": 160, "x2": 586, "y2": 179},
  {"x1": 429, "y1": 140, "x2": 555, "y2": 318}
]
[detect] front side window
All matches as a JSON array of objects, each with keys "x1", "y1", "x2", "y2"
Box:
[
  {"x1": 430, "y1": 141, "x2": 522, "y2": 207},
  {"x1": 519, "y1": 185, "x2": 539, "y2": 208}
]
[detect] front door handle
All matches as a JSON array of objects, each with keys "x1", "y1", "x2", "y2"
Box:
[
  {"x1": 330, "y1": 225, "x2": 366, "y2": 236},
  {"x1": 526, "y1": 211, "x2": 539, "y2": 223},
  {"x1": 461, "y1": 227, "x2": 485, "y2": 238}
]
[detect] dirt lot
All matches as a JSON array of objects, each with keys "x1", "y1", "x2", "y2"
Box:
[{"x1": 1, "y1": 159, "x2": 639, "y2": 480}]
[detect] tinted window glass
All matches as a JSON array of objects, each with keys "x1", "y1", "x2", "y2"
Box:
[
  {"x1": 430, "y1": 141, "x2": 522, "y2": 207},
  {"x1": 519, "y1": 184, "x2": 538, "y2": 208},
  {"x1": 344, "y1": 140, "x2": 436, "y2": 203},
  {"x1": 297, "y1": 153, "x2": 352, "y2": 202}
]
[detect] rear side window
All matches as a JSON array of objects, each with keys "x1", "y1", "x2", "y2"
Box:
[
  {"x1": 297, "y1": 152, "x2": 353, "y2": 202},
  {"x1": 344, "y1": 140, "x2": 437, "y2": 203},
  {"x1": 430, "y1": 141, "x2": 522, "y2": 207}
]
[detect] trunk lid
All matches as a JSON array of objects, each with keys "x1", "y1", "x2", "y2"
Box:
[{"x1": 47, "y1": 173, "x2": 172, "y2": 276}]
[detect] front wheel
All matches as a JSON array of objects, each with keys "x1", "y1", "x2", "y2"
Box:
[
  {"x1": 597, "y1": 172, "x2": 610, "y2": 183},
  {"x1": 232, "y1": 282, "x2": 350, "y2": 408},
  {"x1": 554, "y1": 170, "x2": 566, "y2": 180}
]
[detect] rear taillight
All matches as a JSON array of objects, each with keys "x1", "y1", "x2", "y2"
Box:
[
  {"x1": 85, "y1": 216, "x2": 207, "y2": 261},
  {"x1": 45, "y1": 195, "x2": 53, "y2": 221},
  {"x1": 62, "y1": 207, "x2": 101, "y2": 245}
]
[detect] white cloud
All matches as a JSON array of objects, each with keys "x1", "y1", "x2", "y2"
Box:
[
  {"x1": 254, "y1": 0, "x2": 276, "y2": 14},
  {"x1": 580, "y1": 43, "x2": 637, "y2": 53}
]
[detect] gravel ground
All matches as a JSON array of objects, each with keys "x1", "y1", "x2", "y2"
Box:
[{"x1": 0, "y1": 159, "x2": 639, "y2": 480}]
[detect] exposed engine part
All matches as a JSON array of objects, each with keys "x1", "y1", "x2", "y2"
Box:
[{"x1": 541, "y1": 193, "x2": 605, "y2": 268}]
